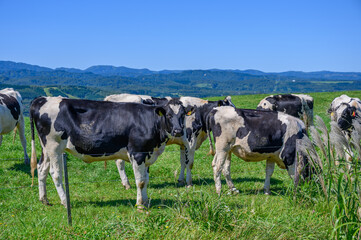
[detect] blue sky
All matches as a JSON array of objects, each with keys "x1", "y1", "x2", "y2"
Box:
[{"x1": 0, "y1": 0, "x2": 360, "y2": 72}]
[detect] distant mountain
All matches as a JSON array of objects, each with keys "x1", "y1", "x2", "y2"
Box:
[
  {"x1": 1, "y1": 60, "x2": 361, "y2": 115},
  {"x1": 84, "y1": 65, "x2": 156, "y2": 77},
  {"x1": 0, "y1": 61, "x2": 52, "y2": 72},
  {"x1": 1, "y1": 60, "x2": 361, "y2": 80},
  {"x1": 55, "y1": 67, "x2": 84, "y2": 73}
]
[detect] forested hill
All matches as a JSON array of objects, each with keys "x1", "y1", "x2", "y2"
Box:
[{"x1": 1, "y1": 60, "x2": 361, "y2": 113}]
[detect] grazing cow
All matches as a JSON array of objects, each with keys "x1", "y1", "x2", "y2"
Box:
[
  {"x1": 257, "y1": 94, "x2": 314, "y2": 129},
  {"x1": 0, "y1": 88, "x2": 29, "y2": 164},
  {"x1": 105, "y1": 94, "x2": 235, "y2": 188},
  {"x1": 328, "y1": 94, "x2": 361, "y2": 163},
  {"x1": 207, "y1": 106, "x2": 311, "y2": 195},
  {"x1": 30, "y1": 96, "x2": 186, "y2": 207}
]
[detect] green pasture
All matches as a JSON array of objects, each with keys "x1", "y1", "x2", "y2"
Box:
[{"x1": 0, "y1": 90, "x2": 360, "y2": 239}]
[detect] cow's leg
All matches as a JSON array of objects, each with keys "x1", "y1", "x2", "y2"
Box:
[
  {"x1": 185, "y1": 148, "x2": 194, "y2": 187},
  {"x1": 222, "y1": 152, "x2": 238, "y2": 194},
  {"x1": 47, "y1": 142, "x2": 67, "y2": 207},
  {"x1": 179, "y1": 146, "x2": 194, "y2": 187},
  {"x1": 38, "y1": 151, "x2": 51, "y2": 205},
  {"x1": 178, "y1": 146, "x2": 186, "y2": 186},
  {"x1": 17, "y1": 115, "x2": 30, "y2": 164},
  {"x1": 115, "y1": 159, "x2": 131, "y2": 189},
  {"x1": 264, "y1": 160, "x2": 275, "y2": 195},
  {"x1": 0, "y1": 135, "x2": 2, "y2": 146},
  {"x1": 212, "y1": 150, "x2": 228, "y2": 195},
  {"x1": 130, "y1": 155, "x2": 149, "y2": 208}
]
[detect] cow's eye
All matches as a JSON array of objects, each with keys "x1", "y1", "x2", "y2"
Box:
[{"x1": 264, "y1": 103, "x2": 266, "y2": 105}]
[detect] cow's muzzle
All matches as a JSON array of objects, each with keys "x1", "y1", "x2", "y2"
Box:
[{"x1": 338, "y1": 118, "x2": 352, "y2": 131}]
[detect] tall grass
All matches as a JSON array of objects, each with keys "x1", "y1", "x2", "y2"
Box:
[{"x1": 296, "y1": 116, "x2": 361, "y2": 239}]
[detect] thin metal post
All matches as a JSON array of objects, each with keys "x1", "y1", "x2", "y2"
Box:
[{"x1": 63, "y1": 153, "x2": 72, "y2": 226}]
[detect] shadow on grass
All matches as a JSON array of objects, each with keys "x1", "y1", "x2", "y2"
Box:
[
  {"x1": 150, "y1": 176, "x2": 283, "y2": 189},
  {"x1": 194, "y1": 176, "x2": 283, "y2": 185},
  {"x1": 72, "y1": 198, "x2": 184, "y2": 209},
  {"x1": 9, "y1": 163, "x2": 32, "y2": 176}
]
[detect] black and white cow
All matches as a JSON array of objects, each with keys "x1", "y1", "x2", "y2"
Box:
[
  {"x1": 104, "y1": 94, "x2": 235, "y2": 188},
  {"x1": 0, "y1": 88, "x2": 29, "y2": 164},
  {"x1": 30, "y1": 96, "x2": 186, "y2": 207},
  {"x1": 257, "y1": 94, "x2": 314, "y2": 130},
  {"x1": 207, "y1": 106, "x2": 311, "y2": 195},
  {"x1": 328, "y1": 94, "x2": 361, "y2": 163},
  {"x1": 328, "y1": 94, "x2": 361, "y2": 132}
]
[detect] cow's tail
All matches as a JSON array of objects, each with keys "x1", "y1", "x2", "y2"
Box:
[
  {"x1": 30, "y1": 109, "x2": 37, "y2": 187},
  {"x1": 206, "y1": 112, "x2": 215, "y2": 156},
  {"x1": 13, "y1": 127, "x2": 17, "y2": 144}
]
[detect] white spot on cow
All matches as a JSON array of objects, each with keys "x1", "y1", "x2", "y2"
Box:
[
  {"x1": 257, "y1": 99, "x2": 273, "y2": 110},
  {"x1": 170, "y1": 104, "x2": 181, "y2": 115}
]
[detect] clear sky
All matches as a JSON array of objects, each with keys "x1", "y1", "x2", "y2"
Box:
[{"x1": 0, "y1": 0, "x2": 360, "y2": 72}]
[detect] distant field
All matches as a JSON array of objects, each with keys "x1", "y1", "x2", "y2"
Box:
[{"x1": 0, "y1": 90, "x2": 360, "y2": 239}]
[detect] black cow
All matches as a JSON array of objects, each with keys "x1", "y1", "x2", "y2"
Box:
[
  {"x1": 30, "y1": 96, "x2": 186, "y2": 208},
  {"x1": 207, "y1": 106, "x2": 312, "y2": 195}
]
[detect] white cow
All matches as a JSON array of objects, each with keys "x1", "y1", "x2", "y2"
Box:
[{"x1": 0, "y1": 88, "x2": 29, "y2": 164}]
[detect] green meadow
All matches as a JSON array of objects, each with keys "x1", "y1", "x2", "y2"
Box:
[{"x1": 0, "y1": 90, "x2": 360, "y2": 239}]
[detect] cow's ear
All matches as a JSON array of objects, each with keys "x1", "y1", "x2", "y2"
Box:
[
  {"x1": 327, "y1": 108, "x2": 333, "y2": 114},
  {"x1": 155, "y1": 107, "x2": 166, "y2": 117},
  {"x1": 142, "y1": 99, "x2": 155, "y2": 105},
  {"x1": 217, "y1": 100, "x2": 224, "y2": 106},
  {"x1": 350, "y1": 106, "x2": 357, "y2": 118},
  {"x1": 185, "y1": 106, "x2": 195, "y2": 116}
]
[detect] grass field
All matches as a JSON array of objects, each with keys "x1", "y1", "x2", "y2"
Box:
[{"x1": 1, "y1": 90, "x2": 360, "y2": 239}]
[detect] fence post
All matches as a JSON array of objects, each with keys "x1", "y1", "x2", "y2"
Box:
[{"x1": 63, "y1": 153, "x2": 72, "y2": 226}]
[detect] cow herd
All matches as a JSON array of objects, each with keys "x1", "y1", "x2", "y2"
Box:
[{"x1": 0, "y1": 87, "x2": 360, "y2": 209}]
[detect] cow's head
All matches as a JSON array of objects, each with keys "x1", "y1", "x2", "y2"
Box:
[
  {"x1": 257, "y1": 97, "x2": 276, "y2": 111},
  {"x1": 156, "y1": 99, "x2": 186, "y2": 137},
  {"x1": 337, "y1": 105, "x2": 357, "y2": 131},
  {"x1": 328, "y1": 103, "x2": 358, "y2": 131},
  {"x1": 217, "y1": 96, "x2": 236, "y2": 108}
]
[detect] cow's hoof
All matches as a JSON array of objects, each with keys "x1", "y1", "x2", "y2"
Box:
[
  {"x1": 177, "y1": 180, "x2": 186, "y2": 187},
  {"x1": 264, "y1": 189, "x2": 271, "y2": 195},
  {"x1": 186, "y1": 184, "x2": 193, "y2": 188},
  {"x1": 61, "y1": 200, "x2": 69, "y2": 208},
  {"x1": 136, "y1": 204, "x2": 149, "y2": 213},
  {"x1": 123, "y1": 184, "x2": 131, "y2": 190},
  {"x1": 40, "y1": 198, "x2": 52, "y2": 206},
  {"x1": 24, "y1": 157, "x2": 30, "y2": 165},
  {"x1": 230, "y1": 188, "x2": 239, "y2": 195}
]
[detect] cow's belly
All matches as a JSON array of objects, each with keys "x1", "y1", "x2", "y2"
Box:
[
  {"x1": 0, "y1": 117, "x2": 17, "y2": 134},
  {"x1": 232, "y1": 146, "x2": 286, "y2": 168},
  {"x1": 65, "y1": 141, "x2": 129, "y2": 163}
]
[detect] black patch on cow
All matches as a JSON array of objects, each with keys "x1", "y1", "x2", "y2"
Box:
[
  {"x1": 235, "y1": 109, "x2": 287, "y2": 153},
  {"x1": 0, "y1": 93, "x2": 21, "y2": 120},
  {"x1": 152, "y1": 97, "x2": 171, "y2": 106},
  {"x1": 280, "y1": 131, "x2": 304, "y2": 167},
  {"x1": 186, "y1": 128, "x2": 193, "y2": 142},
  {"x1": 306, "y1": 99, "x2": 314, "y2": 110},
  {"x1": 271, "y1": 94, "x2": 303, "y2": 118},
  {"x1": 30, "y1": 97, "x2": 51, "y2": 146},
  {"x1": 185, "y1": 147, "x2": 189, "y2": 165}
]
